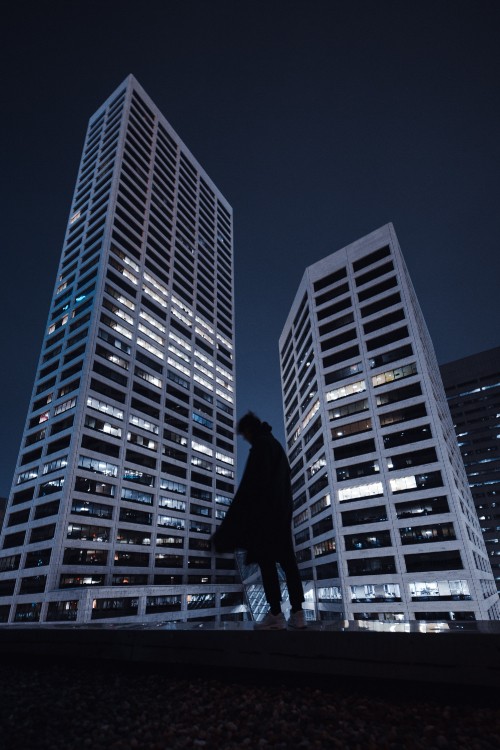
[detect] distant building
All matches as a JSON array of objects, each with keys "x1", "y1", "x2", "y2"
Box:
[
  {"x1": 441, "y1": 347, "x2": 500, "y2": 596},
  {"x1": 279, "y1": 224, "x2": 499, "y2": 622},
  {"x1": 0, "y1": 75, "x2": 244, "y2": 625},
  {"x1": 0, "y1": 499, "x2": 6, "y2": 532}
]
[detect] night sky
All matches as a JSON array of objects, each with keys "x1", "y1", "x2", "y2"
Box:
[{"x1": 1, "y1": 1, "x2": 499, "y2": 496}]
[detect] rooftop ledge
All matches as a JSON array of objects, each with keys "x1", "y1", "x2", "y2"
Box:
[{"x1": 1, "y1": 620, "x2": 499, "y2": 688}]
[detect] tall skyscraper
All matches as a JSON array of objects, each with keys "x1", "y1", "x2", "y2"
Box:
[
  {"x1": 441, "y1": 347, "x2": 500, "y2": 596},
  {"x1": 0, "y1": 76, "x2": 245, "y2": 625},
  {"x1": 279, "y1": 224, "x2": 499, "y2": 623}
]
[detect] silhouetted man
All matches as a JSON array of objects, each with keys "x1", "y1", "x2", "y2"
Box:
[{"x1": 213, "y1": 412, "x2": 306, "y2": 629}]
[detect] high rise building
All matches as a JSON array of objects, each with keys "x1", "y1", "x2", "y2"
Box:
[
  {"x1": 279, "y1": 224, "x2": 499, "y2": 623},
  {"x1": 0, "y1": 75, "x2": 245, "y2": 625},
  {"x1": 440, "y1": 347, "x2": 500, "y2": 596}
]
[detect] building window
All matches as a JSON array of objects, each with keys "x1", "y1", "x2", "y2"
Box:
[
  {"x1": 371, "y1": 362, "x2": 417, "y2": 387},
  {"x1": 345, "y1": 530, "x2": 391, "y2": 551},
  {"x1": 326, "y1": 381, "x2": 366, "y2": 403},
  {"x1": 389, "y1": 471, "x2": 443, "y2": 494},
  {"x1": 350, "y1": 583, "x2": 400, "y2": 603},
  {"x1": 399, "y1": 522, "x2": 456, "y2": 545},
  {"x1": 337, "y1": 481, "x2": 384, "y2": 503},
  {"x1": 404, "y1": 550, "x2": 463, "y2": 573},
  {"x1": 409, "y1": 580, "x2": 471, "y2": 601},
  {"x1": 347, "y1": 556, "x2": 397, "y2": 576}
]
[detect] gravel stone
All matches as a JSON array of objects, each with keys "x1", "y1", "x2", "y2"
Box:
[{"x1": 0, "y1": 660, "x2": 498, "y2": 750}]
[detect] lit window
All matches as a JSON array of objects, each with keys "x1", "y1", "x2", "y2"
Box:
[
  {"x1": 103, "y1": 317, "x2": 133, "y2": 339},
  {"x1": 194, "y1": 374, "x2": 214, "y2": 391},
  {"x1": 194, "y1": 315, "x2": 213, "y2": 332},
  {"x1": 302, "y1": 400, "x2": 320, "y2": 431},
  {"x1": 139, "y1": 309, "x2": 165, "y2": 332},
  {"x1": 17, "y1": 469, "x2": 39, "y2": 484},
  {"x1": 138, "y1": 323, "x2": 164, "y2": 346},
  {"x1": 372, "y1": 363, "x2": 417, "y2": 387},
  {"x1": 42, "y1": 456, "x2": 68, "y2": 475},
  {"x1": 337, "y1": 482, "x2": 383, "y2": 502},
  {"x1": 195, "y1": 349, "x2": 213, "y2": 367},
  {"x1": 216, "y1": 388, "x2": 233, "y2": 403},
  {"x1": 195, "y1": 325, "x2": 214, "y2": 345},
  {"x1": 173, "y1": 295, "x2": 193, "y2": 317},
  {"x1": 87, "y1": 397, "x2": 124, "y2": 420},
  {"x1": 169, "y1": 332, "x2": 192, "y2": 352},
  {"x1": 144, "y1": 271, "x2": 168, "y2": 297},
  {"x1": 135, "y1": 368, "x2": 162, "y2": 389},
  {"x1": 137, "y1": 338, "x2": 164, "y2": 360},
  {"x1": 168, "y1": 344, "x2": 191, "y2": 364},
  {"x1": 54, "y1": 398, "x2": 77, "y2": 415},
  {"x1": 192, "y1": 441, "x2": 213, "y2": 457},
  {"x1": 194, "y1": 361, "x2": 213, "y2": 379},
  {"x1": 113, "y1": 248, "x2": 140, "y2": 273},
  {"x1": 167, "y1": 357, "x2": 190, "y2": 376},
  {"x1": 390, "y1": 475, "x2": 417, "y2": 493},
  {"x1": 143, "y1": 285, "x2": 167, "y2": 308},
  {"x1": 129, "y1": 414, "x2": 159, "y2": 434},
  {"x1": 172, "y1": 307, "x2": 193, "y2": 328},
  {"x1": 308, "y1": 456, "x2": 326, "y2": 477},
  {"x1": 326, "y1": 380, "x2": 366, "y2": 402},
  {"x1": 216, "y1": 332, "x2": 233, "y2": 350},
  {"x1": 216, "y1": 452, "x2": 234, "y2": 466},
  {"x1": 216, "y1": 364, "x2": 233, "y2": 382},
  {"x1": 215, "y1": 465, "x2": 234, "y2": 478},
  {"x1": 78, "y1": 455, "x2": 118, "y2": 477}
]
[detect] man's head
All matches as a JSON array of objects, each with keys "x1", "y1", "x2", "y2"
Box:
[{"x1": 237, "y1": 411, "x2": 263, "y2": 444}]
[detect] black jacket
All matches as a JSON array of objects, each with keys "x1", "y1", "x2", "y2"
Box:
[{"x1": 213, "y1": 424, "x2": 293, "y2": 563}]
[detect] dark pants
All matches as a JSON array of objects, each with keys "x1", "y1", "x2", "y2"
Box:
[{"x1": 258, "y1": 542, "x2": 305, "y2": 613}]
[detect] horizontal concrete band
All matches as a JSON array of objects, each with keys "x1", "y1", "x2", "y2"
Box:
[{"x1": 1, "y1": 626, "x2": 499, "y2": 688}]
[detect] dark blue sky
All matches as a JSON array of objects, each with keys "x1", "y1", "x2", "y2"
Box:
[{"x1": 1, "y1": 1, "x2": 499, "y2": 495}]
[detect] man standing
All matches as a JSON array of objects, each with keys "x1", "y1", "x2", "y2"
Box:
[{"x1": 213, "y1": 412, "x2": 306, "y2": 630}]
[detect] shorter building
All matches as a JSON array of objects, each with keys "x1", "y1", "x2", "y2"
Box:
[
  {"x1": 279, "y1": 224, "x2": 499, "y2": 622},
  {"x1": 441, "y1": 347, "x2": 500, "y2": 595}
]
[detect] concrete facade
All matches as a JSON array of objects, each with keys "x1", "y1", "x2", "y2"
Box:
[{"x1": 279, "y1": 224, "x2": 499, "y2": 622}]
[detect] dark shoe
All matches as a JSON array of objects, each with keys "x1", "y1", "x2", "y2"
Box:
[
  {"x1": 254, "y1": 612, "x2": 286, "y2": 630},
  {"x1": 288, "y1": 610, "x2": 307, "y2": 629}
]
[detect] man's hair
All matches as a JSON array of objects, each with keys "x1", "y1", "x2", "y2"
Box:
[{"x1": 237, "y1": 411, "x2": 262, "y2": 435}]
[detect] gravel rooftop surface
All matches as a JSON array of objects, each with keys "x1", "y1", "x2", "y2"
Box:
[{"x1": 0, "y1": 659, "x2": 499, "y2": 750}]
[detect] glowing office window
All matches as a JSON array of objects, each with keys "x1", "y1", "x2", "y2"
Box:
[
  {"x1": 216, "y1": 452, "x2": 234, "y2": 466},
  {"x1": 390, "y1": 475, "x2": 417, "y2": 493},
  {"x1": 192, "y1": 441, "x2": 213, "y2": 457},
  {"x1": 194, "y1": 361, "x2": 213, "y2": 379},
  {"x1": 144, "y1": 271, "x2": 168, "y2": 296},
  {"x1": 216, "y1": 388, "x2": 233, "y2": 403},
  {"x1": 138, "y1": 323, "x2": 164, "y2": 346},
  {"x1": 216, "y1": 332, "x2": 233, "y2": 350},
  {"x1": 168, "y1": 344, "x2": 191, "y2": 364},
  {"x1": 167, "y1": 357, "x2": 190, "y2": 377},
  {"x1": 326, "y1": 380, "x2": 366, "y2": 402},
  {"x1": 173, "y1": 295, "x2": 193, "y2": 317},
  {"x1": 170, "y1": 332, "x2": 192, "y2": 351},
  {"x1": 195, "y1": 326, "x2": 214, "y2": 345},
  {"x1": 337, "y1": 481, "x2": 383, "y2": 502},
  {"x1": 87, "y1": 397, "x2": 124, "y2": 420},
  {"x1": 137, "y1": 338, "x2": 164, "y2": 360},
  {"x1": 143, "y1": 285, "x2": 167, "y2": 308},
  {"x1": 139, "y1": 310, "x2": 165, "y2": 332},
  {"x1": 194, "y1": 374, "x2": 214, "y2": 391}
]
